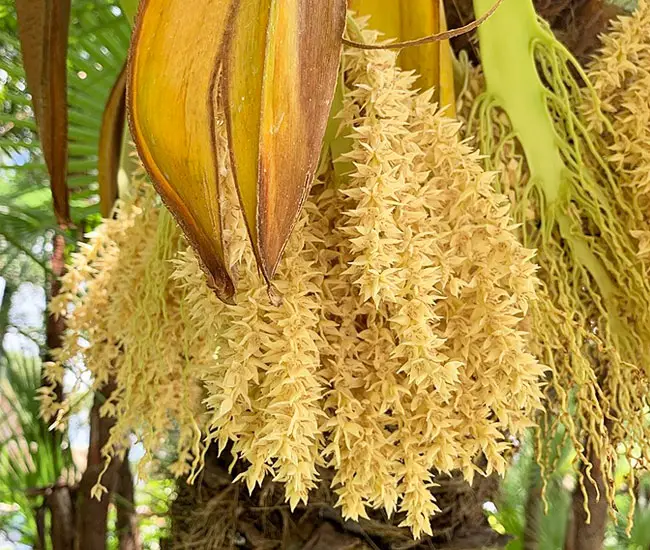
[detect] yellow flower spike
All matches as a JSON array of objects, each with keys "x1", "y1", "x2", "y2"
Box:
[
  {"x1": 586, "y1": 0, "x2": 650, "y2": 256},
  {"x1": 175, "y1": 118, "x2": 327, "y2": 508},
  {"x1": 321, "y1": 22, "x2": 542, "y2": 534}
]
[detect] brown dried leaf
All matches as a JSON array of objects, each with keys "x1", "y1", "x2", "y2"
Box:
[
  {"x1": 15, "y1": 0, "x2": 71, "y2": 226},
  {"x1": 223, "y1": 0, "x2": 347, "y2": 278},
  {"x1": 98, "y1": 64, "x2": 127, "y2": 219}
]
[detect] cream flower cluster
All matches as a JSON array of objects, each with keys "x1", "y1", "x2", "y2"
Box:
[
  {"x1": 46, "y1": 30, "x2": 544, "y2": 538},
  {"x1": 587, "y1": 0, "x2": 650, "y2": 257}
]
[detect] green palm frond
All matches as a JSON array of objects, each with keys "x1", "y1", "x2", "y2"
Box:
[
  {"x1": 0, "y1": 352, "x2": 75, "y2": 546},
  {"x1": 0, "y1": 0, "x2": 130, "y2": 233},
  {"x1": 492, "y1": 425, "x2": 575, "y2": 550},
  {"x1": 65, "y1": 0, "x2": 130, "y2": 213},
  {"x1": 0, "y1": 352, "x2": 74, "y2": 487},
  {"x1": 604, "y1": 461, "x2": 650, "y2": 549},
  {"x1": 0, "y1": 0, "x2": 131, "y2": 288},
  {"x1": 0, "y1": 176, "x2": 55, "y2": 329}
]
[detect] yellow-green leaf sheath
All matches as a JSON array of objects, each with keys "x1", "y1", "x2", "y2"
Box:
[
  {"x1": 348, "y1": 0, "x2": 456, "y2": 110},
  {"x1": 128, "y1": 0, "x2": 235, "y2": 302}
]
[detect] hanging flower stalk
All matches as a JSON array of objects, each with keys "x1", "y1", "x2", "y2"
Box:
[
  {"x1": 466, "y1": 0, "x2": 650, "y2": 522},
  {"x1": 318, "y1": 33, "x2": 544, "y2": 536},
  {"x1": 173, "y1": 115, "x2": 330, "y2": 509}
]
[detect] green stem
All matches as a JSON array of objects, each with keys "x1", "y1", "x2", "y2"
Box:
[
  {"x1": 557, "y1": 216, "x2": 616, "y2": 300},
  {"x1": 474, "y1": 0, "x2": 564, "y2": 205},
  {"x1": 473, "y1": 0, "x2": 618, "y2": 304}
]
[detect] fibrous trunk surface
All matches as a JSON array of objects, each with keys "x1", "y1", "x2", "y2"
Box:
[{"x1": 168, "y1": 450, "x2": 503, "y2": 550}]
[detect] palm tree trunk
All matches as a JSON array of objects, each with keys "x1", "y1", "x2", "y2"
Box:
[
  {"x1": 76, "y1": 380, "x2": 122, "y2": 550},
  {"x1": 35, "y1": 505, "x2": 46, "y2": 550},
  {"x1": 44, "y1": 234, "x2": 66, "y2": 397},
  {"x1": 169, "y1": 448, "x2": 506, "y2": 549},
  {"x1": 564, "y1": 447, "x2": 608, "y2": 550},
  {"x1": 116, "y1": 452, "x2": 141, "y2": 550},
  {"x1": 43, "y1": 233, "x2": 76, "y2": 550},
  {"x1": 47, "y1": 486, "x2": 75, "y2": 550}
]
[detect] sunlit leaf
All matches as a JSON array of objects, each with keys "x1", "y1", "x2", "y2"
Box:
[
  {"x1": 98, "y1": 64, "x2": 127, "y2": 218},
  {"x1": 15, "y1": 0, "x2": 72, "y2": 226},
  {"x1": 120, "y1": 0, "x2": 139, "y2": 23},
  {"x1": 128, "y1": 0, "x2": 236, "y2": 302},
  {"x1": 400, "y1": 0, "x2": 440, "y2": 91},
  {"x1": 224, "y1": 0, "x2": 347, "y2": 278},
  {"x1": 348, "y1": 0, "x2": 401, "y2": 38}
]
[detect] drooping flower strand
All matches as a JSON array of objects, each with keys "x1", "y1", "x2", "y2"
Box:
[
  {"x1": 43, "y1": 184, "x2": 206, "y2": 489},
  {"x1": 172, "y1": 117, "x2": 329, "y2": 508},
  {"x1": 462, "y1": 0, "x2": 650, "y2": 524},
  {"x1": 319, "y1": 32, "x2": 544, "y2": 536}
]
